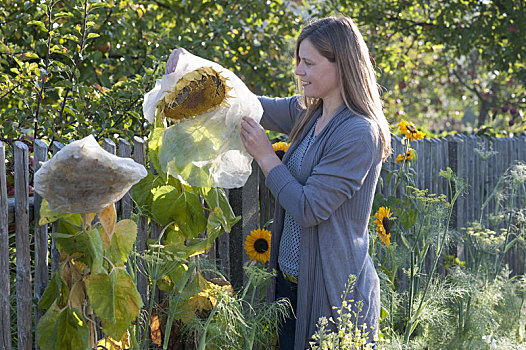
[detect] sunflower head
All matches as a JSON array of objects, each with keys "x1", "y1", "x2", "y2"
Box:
[
  {"x1": 244, "y1": 228, "x2": 271, "y2": 264},
  {"x1": 398, "y1": 120, "x2": 425, "y2": 142},
  {"x1": 395, "y1": 148, "x2": 415, "y2": 163},
  {"x1": 272, "y1": 141, "x2": 290, "y2": 160},
  {"x1": 373, "y1": 207, "x2": 393, "y2": 246},
  {"x1": 159, "y1": 66, "x2": 231, "y2": 123}
]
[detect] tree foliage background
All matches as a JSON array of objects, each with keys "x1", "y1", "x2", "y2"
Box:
[
  {"x1": 0, "y1": 0, "x2": 301, "y2": 146},
  {"x1": 1, "y1": 0, "x2": 525, "y2": 148},
  {"x1": 309, "y1": 0, "x2": 525, "y2": 136}
]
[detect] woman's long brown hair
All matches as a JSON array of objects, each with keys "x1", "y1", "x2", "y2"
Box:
[{"x1": 289, "y1": 17, "x2": 392, "y2": 161}]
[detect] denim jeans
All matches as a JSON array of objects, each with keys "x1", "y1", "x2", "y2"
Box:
[{"x1": 276, "y1": 271, "x2": 298, "y2": 350}]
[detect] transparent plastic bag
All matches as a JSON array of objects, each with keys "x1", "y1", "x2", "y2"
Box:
[
  {"x1": 142, "y1": 49, "x2": 263, "y2": 188},
  {"x1": 34, "y1": 135, "x2": 147, "y2": 213}
]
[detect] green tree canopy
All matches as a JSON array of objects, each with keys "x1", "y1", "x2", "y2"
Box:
[
  {"x1": 2, "y1": 0, "x2": 524, "y2": 145},
  {"x1": 1, "y1": 0, "x2": 301, "y2": 145},
  {"x1": 308, "y1": 0, "x2": 525, "y2": 135}
]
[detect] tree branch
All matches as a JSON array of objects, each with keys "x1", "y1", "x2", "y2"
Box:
[
  {"x1": 0, "y1": 81, "x2": 24, "y2": 100},
  {"x1": 34, "y1": 1, "x2": 55, "y2": 139},
  {"x1": 452, "y1": 69, "x2": 482, "y2": 100},
  {"x1": 55, "y1": 0, "x2": 89, "y2": 142}
]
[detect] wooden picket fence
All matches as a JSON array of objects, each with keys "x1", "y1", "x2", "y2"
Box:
[{"x1": 1, "y1": 134, "x2": 526, "y2": 350}]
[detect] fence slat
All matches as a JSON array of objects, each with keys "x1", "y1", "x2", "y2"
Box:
[
  {"x1": 50, "y1": 142, "x2": 64, "y2": 275},
  {"x1": 258, "y1": 166, "x2": 274, "y2": 229},
  {"x1": 14, "y1": 142, "x2": 32, "y2": 350},
  {"x1": 0, "y1": 142, "x2": 11, "y2": 350},
  {"x1": 33, "y1": 139, "x2": 49, "y2": 347},
  {"x1": 229, "y1": 162, "x2": 259, "y2": 289},
  {"x1": 472, "y1": 136, "x2": 479, "y2": 222},
  {"x1": 118, "y1": 138, "x2": 133, "y2": 219},
  {"x1": 446, "y1": 135, "x2": 462, "y2": 230},
  {"x1": 423, "y1": 138, "x2": 432, "y2": 193},
  {"x1": 133, "y1": 137, "x2": 148, "y2": 305}
]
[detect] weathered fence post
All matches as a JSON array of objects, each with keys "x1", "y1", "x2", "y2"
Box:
[
  {"x1": 33, "y1": 139, "x2": 49, "y2": 348},
  {"x1": 118, "y1": 138, "x2": 133, "y2": 220},
  {"x1": 446, "y1": 135, "x2": 463, "y2": 231},
  {"x1": 229, "y1": 161, "x2": 259, "y2": 289},
  {"x1": 0, "y1": 142, "x2": 11, "y2": 350},
  {"x1": 216, "y1": 205, "x2": 231, "y2": 279},
  {"x1": 258, "y1": 166, "x2": 274, "y2": 229},
  {"x1": 50, "y1": 141, "x2": 64, "y2": 275},
  {"x1": 133, "y1": 136, "x2": 148, "y2": 305},
  {"x1": 14, "y1": 141, "x2": 32, "y2": 350}
]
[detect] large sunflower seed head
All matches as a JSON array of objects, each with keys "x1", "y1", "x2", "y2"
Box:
[
  {"x1": 34, "y1": 135, "x2": 147, "y2": 213},
  {"x1": 160, "y1": 66, "x2": 231, "y2": 122}
]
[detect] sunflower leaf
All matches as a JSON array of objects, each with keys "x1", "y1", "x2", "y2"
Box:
[{"x1": 400, "y1": 208, "x2": 417, "y2": 230}]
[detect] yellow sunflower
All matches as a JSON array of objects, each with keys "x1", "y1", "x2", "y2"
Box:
[
  {"x1": 395, "y1": 149, "x2": 414, "y2": 163},
  {"x1": 272, "y1": 141, "x2": 290, "y2": 161},
  {"x1": 374, "y1": 207, "x2": 393, "y2": 246},
  {"x1": 398, "y1": 120, "x2": 425, "y2": 142},
  {"x1": 244, "y1": 228, "x2": 271, "y2": 263}
]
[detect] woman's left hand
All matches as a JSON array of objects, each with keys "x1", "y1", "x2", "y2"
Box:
[{"x1": 240, "y1": 116, "x2": 281, "y2": 175}]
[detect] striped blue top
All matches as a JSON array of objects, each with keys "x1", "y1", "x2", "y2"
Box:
[{"x1": 278, "y1": 120, "x2": 318, "y2": 277}]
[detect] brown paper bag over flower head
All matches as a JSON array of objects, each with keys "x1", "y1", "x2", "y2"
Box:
[{"x1": 34, "y1": 135, "x2": 147, "y2": 213}]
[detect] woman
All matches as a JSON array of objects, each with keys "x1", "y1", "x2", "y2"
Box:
[{"x1": 240, "y1": 17, "x2": 391, "y2": 349}]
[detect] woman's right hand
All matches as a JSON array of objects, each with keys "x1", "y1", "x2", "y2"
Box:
[{"x1": 165, "y1": 47, "x2": 189, "y2": 75}]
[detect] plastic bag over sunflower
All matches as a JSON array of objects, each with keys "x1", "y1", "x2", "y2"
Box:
[
  {"x1": 143, "y1": 48, "x2": 263, "y2": 188},
  {"x1": 34, "y1": 135, "x2": 147, "y2": 213}
]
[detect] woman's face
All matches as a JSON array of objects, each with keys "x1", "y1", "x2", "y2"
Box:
[{"x1": 295, "y1": 38, "x2": 341, "y2": 104}]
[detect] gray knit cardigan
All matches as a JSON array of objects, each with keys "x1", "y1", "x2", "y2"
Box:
[{"x1": 259, "y1": 96, "x2": 381, "y2": 349}]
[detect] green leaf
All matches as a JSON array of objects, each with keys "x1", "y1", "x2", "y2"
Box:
[
  {"x1": 55, "y1": 228, "x2": 103, "y2": 273},
  {"x1": 148, "y1": 127, "x2": 165, "y2": 176},
  {"x1": 28, "y1": 20, "x2": 48, "y2": 32},
  {"x1": 89, "y1": 2, "x2": 109, "y2": 10},
  {"x1": 38, "y1": 269, "x2": 69, "y2": 310},
  {"x1": 197, "y1": 187, "x2": 239, "y2": 233},
  {"x1": 86, "y1": 33, "x2": 100, "y2": 39},
  {"x1": 400, "y1": 209, "x2": 417, "y2": 230},
  {"x1": 55, "y1": 306, "x2": 90, "y2": 350},
  {"x1": 39, "y1": 199, "x2": 68, "y2": 225},
  {"x1": 85, "y1": 268, "x2": 143, "y2": 340},
  {"x1": 57, "y1": 214, "x2": 82, "y2": 235},
  {"x1": 36, "y1": 303, "x2": 90, "y2": 350},
  {"x1": 164, "y1": 224, "x2": 185, "y2": 246},
  {"x1": 380, "y1": 306, "x2": 389, "y2": 322},
  {"x1": 173, "y1": 191, "x2": 207, "y2": 238},
  {"x1": 132, "y1": 171, "x2": 168, "y2": 212},
  {"x1": 151, "y1": 185, "x2": 182, "y2": 226},
  {"x1": 157, "y1": 263, "x2": 187, "y2": 292},
  {"x1": 36, "y1": 302, "x2": 62, "y2": 350},
  {"x1": 151, "y1": 187, "x2": 207, "y2": 238},
  {"x1": 106, "y1": 219, "x2": 137, "y2": 265}
]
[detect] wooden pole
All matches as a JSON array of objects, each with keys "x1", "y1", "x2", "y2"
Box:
[
  {"x1": 228, "y1": 161, "x2": 259, "y2": 290},
  {"x1": 33, "y1": 139, "x2": 49, "y2": 349},
  {"x1": 0, "y1": 142, "x2": 11, "y2": 350},
  {"x1": 14, "y1": 141, "x2": 32, "y2": 350},
  {"x1": 118, "y1": 138, "x2": 133, "y2": 219},
  {"x1": 133, "y1": 136, "x2": 148, "y2": 305},
  {"x1": 50, "y1": 142, "x2": 64, "y2": 275}
]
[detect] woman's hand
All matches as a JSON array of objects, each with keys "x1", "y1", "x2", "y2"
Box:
[
  {"x1": 240, "y1": 116, "x2": 282, "y2": 176},
  {"x1": 165, "y1": 48, "x2": 189, "y2": 75}
]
